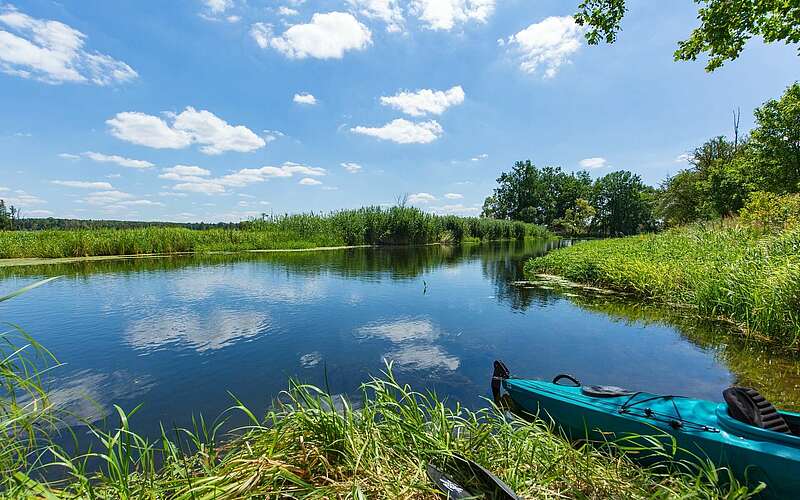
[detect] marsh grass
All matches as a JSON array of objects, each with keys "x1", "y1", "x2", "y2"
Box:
[
  {"x1": 0, "y1": 207, "x2": 549, "y2": 260},
  {"x1": 526, "y1": 221, "x2": 800, "y2": 347}
]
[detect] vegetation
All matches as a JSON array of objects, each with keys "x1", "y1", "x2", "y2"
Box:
[
  {"x1": 0, "y1": 206, "x2": 550, "y2": 260},
  {"x1": 0, "y1": 320, "x2": 757, "y2": 498},
  {"x1": 526, "y1": 214, "x2": 800, "y2": 347},
  {"x1": 0, "y1": 200, "x2": 19, "y2": 230},
  {"x1": 483, "y1": 83, "x2": 800, "y2": 237},
  {"x1": 574, "y1": 0, "x2": 800, "y2": 71},
  {"x1": 482, "y1": 162, "x2": 657, "y2": 237}
]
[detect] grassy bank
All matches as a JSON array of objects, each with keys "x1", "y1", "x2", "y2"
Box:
[
  {"x1": 526, "y1": 222, "x2": 800, "y2": 347},
  {"x1": 0, "y1": 207, "x2": 550, "y2": 260}
]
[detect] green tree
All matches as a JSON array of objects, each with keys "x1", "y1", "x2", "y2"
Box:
[
  {"x1": 591, "y1": 171, "x2": 655, "y2": 236},
  {"x1": 574, "y1": 0, "x2": 800, "y2": 71},
  {"x1": 0, "y1": 200, "x2": 10, "y2": 230},
  {"x1": 658, "y1": 170, "x2": 708, "y2": 226},
  {"x1": 482, "y1": 161, "x2": 592, "y2": 226},
  {"x1": 747, "y1": 82, "x2": 800, "y2": 193},
  {"x1": 553, "y1": 198, "x2": 596, "y2": 236}
]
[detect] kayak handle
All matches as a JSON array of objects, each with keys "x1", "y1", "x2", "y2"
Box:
[{"x1": 552, "y1": 374, "x2": 581, "y2": 387}]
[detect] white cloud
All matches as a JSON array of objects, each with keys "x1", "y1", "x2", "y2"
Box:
[
  {"x1": 82, "y1": 151, "x2": 155, "y2": 169},
  {"x1": 471, "y1": 153, "x2": 488, "y2": 161},
  {"x1": 380, "y1": 85, "x2": 464, "y2": 117},
  {"x1": 351, "y1": 119, "x2": 443, "y2": 144},
  {"x1": 341, "y1": 162, "x2": 362, "y2": 173},
  {"x1": 84, "y1": 190, "x2": 133, "y2": 206},
  {"x1": 299, "y1": 177, "x2": 322, "y2": 186},
  {"x1": 26, "y1": 209, "x2": 53, "y2": 217},
  {"x1": 254, "y1": 12, "x2": 371, "y2": 59},
  {"x1": 675, "y1": 153, "x2": 692, "y2": 163},
  {"x1": 164, "y1": 162, "x2": 327, "y2": 195},
  {"x1": 293, "y1": 92, "x2": 317, "y2": 105},
  {"x1": 408, "y1": 192, "x2": 436, "y2": 204},
  {"x1": 0, "y1": 5, "x2": 137, "y2": 85},
  {"x1": 579, "y1": 157, "x2": 607, "y2": 169},
  {"x1": 107, "y1": 107, "x2": 265, "y2": 155},
  {"x1": 226, "y1": 15, "x2": 241, "y2": 23},
  {"x1": 409, "y1": 0, "x2": 495, "y2": 31},
  {"x1": 58, "y1": 153, "x2": 80, "y2": 160},
  {"x1": 444, "y1": 192, "x2": 463, "y2": 199},
  {"x1": 119, "y1": 199, "x2": 164, "y2": 207},
  {"x1": 52, "y1": 180, "x2": 114, "y2": 189},
  {"x1": 346, "y1": 0, "x2": 404, "y2": 32},
  {"x1": 506, "y1": 16, "x2": 583, "y2": 78},
  {"x1": 3, "y1": 190, "x2": 45, "y2": 207},
  {"x1": 278, "y1": 6, "x2": 299, "y2": 16},
  {"x1": 430, "y1": 203, "x2": 480, "y2": 215},
  {"x1": 0, "y1": 186, "x2": 8, "y2": 192},
  {"x1": 204, "y1": 0, "x2": 232, "y2": 14}
]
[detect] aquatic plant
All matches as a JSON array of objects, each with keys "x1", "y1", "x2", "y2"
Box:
[
  {"x1": 526, "y1": 221, "x2": 800, "y2": 347},
  {"x1": 0, "y1": 207, "x2": 551, "y2": 260}
]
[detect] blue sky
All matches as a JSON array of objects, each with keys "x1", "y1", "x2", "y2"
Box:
[{"x1": 0, "y1": 0, "x2": 797, "y2": 222}]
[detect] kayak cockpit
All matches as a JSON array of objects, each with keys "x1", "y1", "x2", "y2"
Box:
[{"x1": 716, "y1": 404, "x2": 800, "y2": 446}]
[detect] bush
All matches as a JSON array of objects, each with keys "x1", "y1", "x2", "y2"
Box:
[{"x1": 739, "y1": 192, "x2": 800, "y2": 230}]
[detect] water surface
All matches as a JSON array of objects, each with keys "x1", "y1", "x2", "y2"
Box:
[{"x1": 1, "y1": 240, "x2": 798, "y2": 442}]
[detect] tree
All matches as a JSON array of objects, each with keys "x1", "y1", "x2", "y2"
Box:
[
  {"x1": 574, "y1": 0, "x2": 800, "y2": 71},
  {"x1": 590, "y1": 171, "x2": 655, "y2": 236},
  {"x1": 747, "y1": 82, "x2": 800, "y2": 193},
  {"x1": 553, "y1": 198, "x2": 596, "y2": 236},
  {"x1": 658, "y1": 170, "x2": 709, "y2": 226},
  {"x1": 0, "y1": 200, "x2": 10, "y2": 230},
  {"x1": 482, "y1": 161, "x2": 592, "y2": 226}
]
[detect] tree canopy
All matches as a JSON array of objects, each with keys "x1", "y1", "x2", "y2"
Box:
[{"x1": 574, "y1": 0, "x2": 800, "y2": 71}]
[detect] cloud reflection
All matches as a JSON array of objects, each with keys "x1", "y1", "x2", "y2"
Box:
[
  {"x1": 356, "y1": 318, "x2": 460, "y2": 372},
  {"x1": 126, "y1": 308, "x2": 270, "y2": 352}
]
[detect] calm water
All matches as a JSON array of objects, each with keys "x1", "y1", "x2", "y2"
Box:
[{"x1": 1, "y1": 240, "x2": 799, "y2": 442}]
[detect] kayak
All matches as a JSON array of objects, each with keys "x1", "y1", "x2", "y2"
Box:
[{"x1": 491, "y1": 360, "x2": 800, "y2": 498}]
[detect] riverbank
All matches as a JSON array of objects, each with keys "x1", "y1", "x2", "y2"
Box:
[
  {"x1": 4, "y1": 365, "x2": 751, "y2": 498},
  {"x1": 0, "y1": 207, "x2": 550, "y2": 260},
  {"x1": 526, "y1": 222, "x2": 800, "y2": 348}
]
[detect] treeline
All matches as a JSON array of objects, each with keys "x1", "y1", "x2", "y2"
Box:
[{"x1": 483, "y1": 82, "x2": 800, "y2": 236}]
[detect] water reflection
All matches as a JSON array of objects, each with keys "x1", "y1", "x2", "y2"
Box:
[
  {"x1": 126, "y1": 309, "x2": 270, "y2": 353},
  {"x1": 1, "y1": 238, "x2": 799, "y2": 445}
]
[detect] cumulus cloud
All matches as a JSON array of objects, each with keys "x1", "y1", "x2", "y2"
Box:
[
  {"x1": 107, "y1": 107, "x2": 265, "y2": 155},
  {"x1": 4, "y1": 190, "x2": 45, "y2": 206},
  {"x1": 351, "y1": 119, "x2": 443, "y2": 144},
  {"x1": 82, "y1": 151, "x2": 154, "y2": 169},
  {"x1": 252, "y1": 12, "x2": 371, "y2": 59},
  {"x1": 0, "y1": 5, "x2": 137, "y2": 85},
  {"x1": 84, "y1": 190, "x2": 133, "y2": 205},
  {"x1": 51, "y1": 180, "x2": 114, "y2": 189},
  {"x1": 409, "y1": 0, "x2": 495, "y2": 31},
  {"x1": 341, "y1": 162, "x2": 362, "y2": 173},
  {"x1": 506, "y1": 16, "x2": 583, "y2": 78},
  {"x1": 579, "y1": 157, "x2": 607, "y2": 169},
  {"x1": 444, "y1": 192, "x2": 463, "y2": 199},
  {"x1": 675, "y1": 153, "x2": 692, "y2": 163},
  {"x1": 380, "y1": 85, "x2": 464, "y2": 117},
  {"x1": 471, "y1": 153, "x2": 488, "y2": 161},
  {"x1": 161, "y1": 162, "x2": 326, "y2": 195},
  {"x1": 346, "y1": 0, "x2": 404, "y2": 32},
  {"x1": 278, "y1": 6, "x2": 299, "y2": 16},
  {"x1": 204, "y1": 0, "x2": 232, "y2": 14},
  {"x1": 299, "y1": 177, "x2": 322, "y2": 185},
  {"x1": 408, "y1": 192, "x2": 436, "y2": 204},
  {"x1": 293, "y1": 92, "x2": 317, "y2": 105}
]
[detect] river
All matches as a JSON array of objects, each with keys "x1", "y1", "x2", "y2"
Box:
[{"x1": 1, "y1": 239, "x2": 798, "y2": 443}]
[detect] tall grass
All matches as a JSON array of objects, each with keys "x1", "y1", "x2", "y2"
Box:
[
  {"x1": 0, "y1": 206, "x2": 550, "y2": 260},
  {"x1": 526, "y1": 221, "x2": 800, "y2": 347}
]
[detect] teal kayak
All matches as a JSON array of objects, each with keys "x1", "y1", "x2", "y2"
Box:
[{"x1": 491, "y1": 361, "x2": 800, "y2": 498}]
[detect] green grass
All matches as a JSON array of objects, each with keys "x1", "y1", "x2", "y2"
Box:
[
  {"x1": 526, "y1": 222, "x2": 800, "y2": 347},
  {"x1": 0, "y1": 206, "x2": 551, "y2": 259}
]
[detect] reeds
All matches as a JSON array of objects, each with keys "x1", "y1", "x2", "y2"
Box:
[
  {"x1": 526, "y1": 221, "x2": 800, "y2": 347},
  {"x1": 0, "y1": 207, "x2": 550, "y2": 259}
]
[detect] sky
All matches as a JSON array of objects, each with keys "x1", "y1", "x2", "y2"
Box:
[{"x1": 0, "y1": 0, "x2": 797, "y2": 222}]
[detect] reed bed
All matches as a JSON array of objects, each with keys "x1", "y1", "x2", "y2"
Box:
[
  {"x1": 526, "y1": 222, "x2": 800, "y2": 347},
  {"x1": 0, "y1": 207, "x2": 549, "y2": 259}
]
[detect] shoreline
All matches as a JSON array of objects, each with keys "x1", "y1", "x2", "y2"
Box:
[{"x1": 0, "y1": 244, "x2": 378, "y2": 268}]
